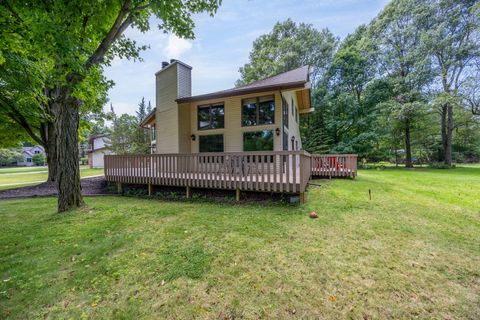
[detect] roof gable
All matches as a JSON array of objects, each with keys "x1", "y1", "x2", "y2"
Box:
[{"x1": 177, "y1": 65, "x2": 310, "y2": 103}]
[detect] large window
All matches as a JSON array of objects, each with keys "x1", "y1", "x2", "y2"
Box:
[
  {"x1": 243, "y1": 130, "x2": 274, "y2": 151},
  {"x1": 198, "y1": 103, "x2": 224, "y2": 130},
  {"x1": 199, "y1": 134, "x2": 224, "y2": 152},
  {"x1": 242, "y1": 95, "x2": 275, "y2": 126}
]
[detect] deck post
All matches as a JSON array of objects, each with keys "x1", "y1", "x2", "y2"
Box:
[
  {"x1": 235, "y1": 188, "x2": 241, "y2": 202},
  {"x1": 117, "y1": 182, "x2": 123, "y2": 195},
  {"x1": 148, "y1": 183, "x2": 152, "y2": 196},
  {"x1": 299, "y1": 192, "x2": 306, "y2": 204},
  {"x1": 186, "y1": 186, "x2": 191, "y2": 198}
]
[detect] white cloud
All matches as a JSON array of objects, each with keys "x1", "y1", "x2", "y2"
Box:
[{"x1": 164, "y1": 34, "x2": 193, "y2": 58}]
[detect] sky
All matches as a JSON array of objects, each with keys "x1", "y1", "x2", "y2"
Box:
[{"x1": 104, "y1": 0, "x2": 389, "y2": 115}]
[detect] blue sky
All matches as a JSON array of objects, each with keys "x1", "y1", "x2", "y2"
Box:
[{"x1": 104, "y1": 0, "x2": 389, "y2": 115}]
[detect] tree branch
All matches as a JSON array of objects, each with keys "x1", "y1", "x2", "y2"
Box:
[
  {"x1": 85, "y1": 0, "x2": 133, "y2": 70},
  {"x1": 0, "y1": 97, "x2": 45, "y2": 145}
]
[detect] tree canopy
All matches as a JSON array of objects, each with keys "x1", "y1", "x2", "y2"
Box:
[
  {"x1": 0, "y1": 0, "x2": 222, "y2": 211},
  {"x1": 242, "y1": 0, "x2": 480, "y2": 165}
]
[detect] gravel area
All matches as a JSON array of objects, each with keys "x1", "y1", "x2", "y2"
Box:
[{"x1": 0, "y1": 177, "x2": 110, "y2": 200}]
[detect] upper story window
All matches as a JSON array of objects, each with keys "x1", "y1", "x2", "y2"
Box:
[
  {"x1": 198, "y1": 103, "x2": 224, "y2": 130},
  {"x1": 282, "y1": 97, "x2": 288, "y2": 129},
  {"x1": 242, "y1": 95, "x2": 275, "y2": 126}
]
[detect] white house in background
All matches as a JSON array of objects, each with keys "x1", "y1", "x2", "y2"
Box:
[
  {"x1": 87, "y1": 134, "x2": 112, "y2": 168},
  {"x1": 17, "y1": 145, "x2": 45, "y2": 166}
]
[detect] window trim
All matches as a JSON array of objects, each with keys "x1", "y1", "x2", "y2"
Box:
[
  {"x1": 197, "y1": 102, "x2": 225, "y2": 131},
  {"x1": 241, "y1": 95, "x2": 275, "y2": 127}
]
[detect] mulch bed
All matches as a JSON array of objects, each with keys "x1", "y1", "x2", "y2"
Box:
[{"x1": 0, "y1": 177, "x2": 111, "y2": 200}]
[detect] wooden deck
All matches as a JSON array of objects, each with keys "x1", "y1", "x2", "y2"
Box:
[
  {"x1": 310, "y1": 154, "x2": 357, "y2": 178},
  {"x1": 104, "y1": 152, "x2": 357, "y2": 199}
]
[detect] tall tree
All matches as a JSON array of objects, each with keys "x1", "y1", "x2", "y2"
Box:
[
  {"x1": 422, "y1": 0, "x2": 480, "y2": 165},
  {"x1": 109, "y1": 103, "x2": 150, "y2": 155},
  {"x1": 146, "y1": 100, "x2": 153, "y2": 114},
  {"x1": 236, "y1": 19, "x2": 338, "y2": 86},
  {"x1": 136, "y1": 97, "x2": 147, "y2": 122},
  {"x1": 370, "y1": 0, "x2": 433, "y2": 167},
  {"x1": 1, "y1": 0, "x2": 221, "y2": 212}
]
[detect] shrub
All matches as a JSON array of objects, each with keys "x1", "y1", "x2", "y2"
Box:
[
  {"x1": 32, "y1": 153, "x2": 46, "y2": 166},
  {"x1": 428, "y1": 162, "x2": 456, "y2": 169}
]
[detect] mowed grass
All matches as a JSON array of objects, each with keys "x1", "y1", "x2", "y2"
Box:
[
  {"x1": 0, "y1": 167, "x2": 479, "y2": 319},
  {"x1": 0, "y1": 166, "x2": 103, "y2": 190}
]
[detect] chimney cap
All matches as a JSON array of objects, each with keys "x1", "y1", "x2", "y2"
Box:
[{"x1": 161, "y1": 61, "x2": 169, "y2": 68}]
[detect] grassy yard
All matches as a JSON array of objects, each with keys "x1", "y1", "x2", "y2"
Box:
[
  {"x1": 0, "y1": 167, "x2": 479, "y2": 319},
  {"x1": 0, "y1": 166, "x2": 103, "y2": 190}
]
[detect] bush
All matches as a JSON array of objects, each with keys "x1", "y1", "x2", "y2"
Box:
[
  {"x1": 428, "y1": 162, "x2": 456, "y2": 169},
  {"x1": 32, "y1": 153, "x2": 46, "y2": 166},
  {"x1": 358, "y1": 161, "x2": 392, "y2": 170}
]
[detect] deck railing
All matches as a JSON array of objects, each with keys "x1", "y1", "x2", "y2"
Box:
[
  {"x1": 105, "y1": 151, "x2": 312, "y2": 193},
  {"x1": 310, "y1": 154, "x2": 357, "y2": 178}
]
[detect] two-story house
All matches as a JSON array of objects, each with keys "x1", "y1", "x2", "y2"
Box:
[
  {"x1": 140, "y1": 59, "x2": 313, "y2": 154},
  {"x1": 87, "y1": 134, "x2": 112, "y2": 168}
]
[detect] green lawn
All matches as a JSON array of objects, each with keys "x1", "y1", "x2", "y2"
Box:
[
  {"x1": 0, "y1": 167, "x2": 479, "y2": 319},
  {"x1": 0, "y1": 166, "x2": 103, "y2": 190}
]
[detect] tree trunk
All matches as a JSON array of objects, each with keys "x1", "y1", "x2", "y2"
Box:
[
  {"x1": 405, "y1": 118, "x2": 413, "y2": 168},
  {"x1": 441, "y1": 104, "x2": 447, "y2": 162},
  {"x1": 54, "y1": 88, "x2": 84, "y2": 212},
  {"x1": 444, "y1": 103, "x2": 453, "y2": 166},
  {"x1": 44, "y1": 122, "x2": 58, "y2": 182}
]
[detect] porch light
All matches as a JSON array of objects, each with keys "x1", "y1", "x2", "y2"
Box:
[
  {"x1": 275, "y1": 128, "x2": 280, "y2": 136},
  {"x1": 191, "y1": 134, "x2": 196, "y2": 141}
]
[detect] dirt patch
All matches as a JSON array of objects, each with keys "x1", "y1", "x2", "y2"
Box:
[{"x1": 0, "y1": 177, "x2": 111, "y2": 200}]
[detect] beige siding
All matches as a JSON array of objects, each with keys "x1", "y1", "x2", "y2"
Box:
[
  {"x1": 177, "y1": 64, "x2": 192, "y2": 99},
  {"x1": 154, "y1": 63, "x2": 306, "y2": 154},
  {"x1": 155, "y1": 62, "x2": 192, "y2": 153},
  {"x1": 189, "y1": 90, "x2": 289, "y2": 152},
  {"x1": 178, "y1": 103, "x2": 191, "y2": 153},
  {"x1": 156, "y1": 65, "x2": 177, "y2": 112},
  {"x1": 281, "y1": 90, "x2": 303, "y2": 151},
  {"x1": 156, "y1": 108, "x2": 179, "y2": 153}
]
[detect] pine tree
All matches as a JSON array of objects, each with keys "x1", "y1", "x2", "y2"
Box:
[{"x1": 136, "y1": 97, "x2": 147, "y2": 122}]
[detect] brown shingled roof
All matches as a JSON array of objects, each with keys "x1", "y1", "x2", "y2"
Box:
[{"x1": 176, "y1": 65, "x2": 310, "y2": 103}]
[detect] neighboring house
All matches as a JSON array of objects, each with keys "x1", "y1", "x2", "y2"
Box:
[
  {"x1": 17, "y1": 145, "x2": 45, "y2": 166},
  {"x1": 139, "y1": 59, "x2": 313, "y2": 154},
  {"x1": 87, "y1": 134, "x2": 112, "y2": 168}
]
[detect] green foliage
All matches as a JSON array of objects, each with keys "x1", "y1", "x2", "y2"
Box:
[
  {"x1": 237, "y1": 1, "x2": 479, "y2": 164},
  {"x1": 0, "y1": 148, "x2": 23, "y2": 166},
  {"x1": 237, "y1": 19, "x2": 337, "y2": 86},
  {"x1": 428, "y1": 162, "x2": 456, "y2": 169},
  {"x1": 109, "y1": 101, "x2": 150, "y2": 155},
  {"x1": 32, "y1": 153, "x2": 46, "y2": 166},
  {"x1": 1, "y1": 167, "x2": 480, "y2": 318}
]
